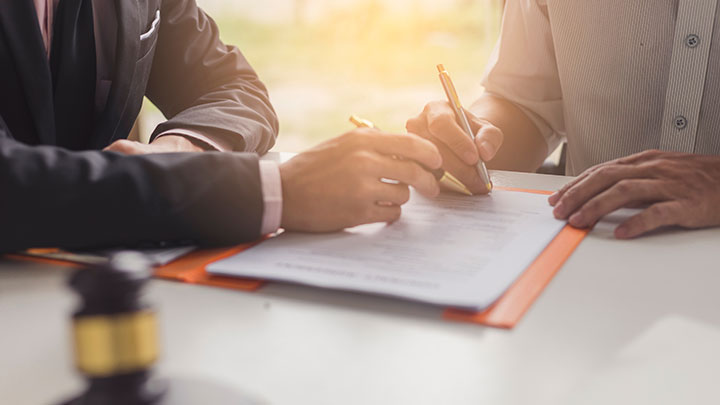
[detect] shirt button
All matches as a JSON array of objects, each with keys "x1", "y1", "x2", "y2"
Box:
[
  {"x1": 685, "y1": 34, "x2": 700, "y2": 48},
  {"x1": 674, "y1": 115, "x2": 688, "y2": 130}
]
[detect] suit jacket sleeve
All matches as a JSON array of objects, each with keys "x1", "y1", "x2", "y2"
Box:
[
  {"x1": 145, "y1": 0, "x2": 279, "y2": 153},
  {"x1": 0, "y1": 117, "x2": 264, "y2": 253}
]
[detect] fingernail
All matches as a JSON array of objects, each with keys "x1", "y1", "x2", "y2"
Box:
[
  {"x1": 464, "y1": 151, "x2": 478, "y2": 165},
  {"x1": 569, "y1": 212, "x2": 584, "y2": 227},
  {"x1": 615, "y1": 226, "x2": 629, "y2": 239},
  {"x1": 548, "y1": 193, "x2": 559, "y2": 206},
  {"x1": 553, "y1": 202, "x2": 566, "y2": 218},
  {"x1": 480, "y1": 141, "x2": 496, "y2": 160}
]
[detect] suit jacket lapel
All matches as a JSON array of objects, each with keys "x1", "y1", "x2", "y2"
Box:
[
  {"x1": 0, "y1": 1, "x2": 56, "y2": 145},
  {"x1": 93, "y1": 0, "x2": 140, "y2": 148}
]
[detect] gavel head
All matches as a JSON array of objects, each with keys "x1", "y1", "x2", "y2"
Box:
[
  {"x1": 66, "y1": 252, "x2": 165, "y2": 405},
  {"x1": 70, "y1": 252, "x2": 153, "y2": 316},
  {"x1": 61, "y1": 252, "x2": 265, "y2": 405}
]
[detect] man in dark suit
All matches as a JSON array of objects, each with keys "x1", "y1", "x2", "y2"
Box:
[{"x1": 0, "y1": 0, "x2": 443, "y2": 253}]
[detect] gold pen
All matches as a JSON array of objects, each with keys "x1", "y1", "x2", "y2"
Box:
[
  {"x1": 349, "y1": 115, "x2": 473, "y2": 196},
  {"x1": 436, "y1": 64, "x2": 493, "y2": 192}
]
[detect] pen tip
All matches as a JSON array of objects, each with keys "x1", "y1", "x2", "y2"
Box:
[{"x1": 436, "y1": 64, "x2": 445, "y2": 73}]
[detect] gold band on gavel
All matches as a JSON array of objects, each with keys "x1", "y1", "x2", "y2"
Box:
[{"x1": 73, "y1": 311, "x2": 159, "y2": 377}]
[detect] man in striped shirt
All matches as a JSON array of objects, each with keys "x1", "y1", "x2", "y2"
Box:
[{"x1": 408, "y1": 0, "x2": 720, "y2": 239}]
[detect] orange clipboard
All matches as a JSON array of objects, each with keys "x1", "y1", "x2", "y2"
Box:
[
  {"x1": 8, "y1": 242, "x2": 267, "y2": 292},
  {"x1": 6, "y1": 187, "x2": 588, "y2": 329}
]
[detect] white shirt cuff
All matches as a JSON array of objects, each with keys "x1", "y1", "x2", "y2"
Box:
[{"x1": 258, "y1": 160, "x2": 283, "y2": 235}]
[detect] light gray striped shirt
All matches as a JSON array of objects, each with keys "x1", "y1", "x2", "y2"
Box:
[{"x1": 481, "y1": 0, "x2": 720, "y2": 175}]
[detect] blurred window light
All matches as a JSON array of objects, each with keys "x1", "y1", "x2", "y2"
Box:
[{"x1": 141, "y1": 0, "x2": 503, "y2": 151}]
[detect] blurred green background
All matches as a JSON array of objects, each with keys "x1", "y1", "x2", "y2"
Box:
[{"x1": 140, "y1": 0, "x2": 503, "y2": 151}]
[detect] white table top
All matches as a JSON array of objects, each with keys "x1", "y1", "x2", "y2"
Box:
[{"x1": 2, "y1": 170, "x2": 719, "y2": 405}]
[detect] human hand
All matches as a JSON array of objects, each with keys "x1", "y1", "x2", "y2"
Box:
[
  {"x1": 104, "y1": 135, "x2": 204, "y2": 154},
  {"x1": 549, "y1": 150, "x2": 720, "y2": 238},
  {"x1": 406, "y1": 100, "x2": 503, "y2": 194},
  {"x1": 279, "y1": 129, "x2": 442, "y2": 232}
]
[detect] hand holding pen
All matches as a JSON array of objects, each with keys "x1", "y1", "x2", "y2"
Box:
[
  {"x1": 405, "y1": 65, "x2": 500, "y2": 194},
  {"x1": 278, "y1": 125, "x2": 443, "y2": 232},
  {"x1": 350, "y1": 115, "x2": 472, "y2": 196}
]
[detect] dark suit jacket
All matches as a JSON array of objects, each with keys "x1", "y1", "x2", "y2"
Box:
[{"x1": 0, "y1": 0, "x2": 279, "y2": 253}]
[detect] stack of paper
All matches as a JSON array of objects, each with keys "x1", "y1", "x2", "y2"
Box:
[{"x1": 208, "y1": 190, "x2": 565, "y2": 310}]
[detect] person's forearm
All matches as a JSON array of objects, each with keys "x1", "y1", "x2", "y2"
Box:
[
  {"x1": 0, "y1": 134, "x2": 265, "y2": 252},
  {"x1": 146, "y1": 1, "x2": 278, "y2": 154},
  {"x1": 469, "y1": 93, "x2": 548, "y2": 172}
]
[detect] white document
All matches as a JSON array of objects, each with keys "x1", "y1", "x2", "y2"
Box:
[
  {"x1": 208, "y1": 190, "x2": 566, "y2": 310},
  {"x1": 92, "y1": 246, "x2": 196, "y2": 266}
]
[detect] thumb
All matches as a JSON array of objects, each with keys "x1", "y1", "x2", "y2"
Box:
[{"x1": 474, "y1": 123, "x2": 503, "y2": 162}]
